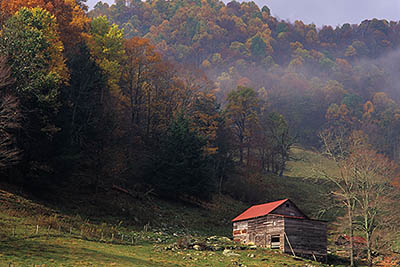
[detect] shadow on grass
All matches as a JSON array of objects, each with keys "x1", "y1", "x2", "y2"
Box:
[{"x1": 0, "y1": 237, "x2": 173, "y2": 266}]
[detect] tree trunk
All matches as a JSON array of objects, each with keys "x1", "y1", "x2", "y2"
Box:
[
  {"x1": 348, "y1": 205, "x2": 354, "y2": 267},
  {"x1": 367, "y1": 231, "x2": 372, "y2": 267},
  {"x1": 279, "y1": 149, "x2": 286, "y2": 176},
  {"x1": 239, "y1": 135, "x2": 244, "y2": 164},
  {"x1": 247, "y1": 145, "x2": 250, "y2": 167},
  {"x1": 261, "y1": 148, "x2": 265, "y2": 171}
]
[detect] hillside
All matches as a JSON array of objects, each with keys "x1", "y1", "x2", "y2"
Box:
[
  {"x1": 0, "y1": 147, "x2": 337, "y2": 266},
  {"x1": 0, "y1": 173, "x2": 332, "y2": 266},
  {"x1": 90, "y1": 0, "x2": 400, "y2": 153},
  {"x1": 1, "y1": 147, "x2": 397, "y2": 266},
  {"x1": 1, "y1": 1, "x2": 400, "y2": 266}
]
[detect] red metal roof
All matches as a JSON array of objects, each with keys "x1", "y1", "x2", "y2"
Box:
[{"x1": 232, "y1": 199, "x2": 291, "y2": 222}]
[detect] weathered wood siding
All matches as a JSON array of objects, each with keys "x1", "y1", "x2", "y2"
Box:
[
  {"x1": 248, "y1": 215, "x2": 285, "y2": 249},
  {"x1": 232, "y1": 200, "x2": 327, "y2": 262},
  {"x1": 284, "y1": 217, "x2": 327, "y2": 261},
  {"x1": 270, "y1": 201, "x2": 305, "y2": 217},
  {"x1": 233, "y1": 215, "x2": 285, "y2": 248},
  {"x1": 232, "y1": 220, "x2": 248, "y2": 243}
]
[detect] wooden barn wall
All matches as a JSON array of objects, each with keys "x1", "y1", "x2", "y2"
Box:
[
  {"x1": 247, "y1": 216, "x2": 285, "y2": 248},
  {"x1": 283, "y1": 217, "x2": 327, "y2": 257},
  {"x1": 232, "y1": 220, "x2": 248, "y2": 243},
  {"x1": 270, "y1": 201, "x2": 305, "y2": 217},
  {"x1": 233, "y1": 216, "x2": 285, "y2": 247}
]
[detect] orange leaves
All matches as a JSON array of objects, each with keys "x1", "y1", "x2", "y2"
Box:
[
  {"x1": 392, "y1": 175, "x2": 400, "y2": 190},
  {"x1": 363, "y1": 101, "x2": 374, "y2": 119},
  {"x1": 125, "y1": 37, "x2": 161, "y2": 67},
  {"x1": 322, "y1": 80, "x2": 347, "y2": 105},
  {"x1": 189, "y1": 91, "x2": 220, "y2": 155},
  {"x1": 1, "y1": 0, "x2": 90, "y2": 52},
  {"x1": 48, "y1": 0, "x2": 90, "y2": 51},
  {"x1": 1, "y1": 0, "x2": 45, "y2": 16},
  {"x1": 326, "y1": 104, "x2": 350, "y2": 122}
]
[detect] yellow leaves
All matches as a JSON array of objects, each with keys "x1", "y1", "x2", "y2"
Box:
[
  {"x1": 2, "y1": 0, "x2": 90, "y2": 52},
  {"x1": 345, "y1": 45, "x2": 357, "y2": 58},
  {"x1": 87, "y1": 16, "x2": 125, "y2": 96},
  {"x1": 288, "y1": 57, "x2": 304, "y2": 73},
  {"x1": 290, "y1": 41, "x2": 303, "y2": 51},
  {"x1": 13, "y1": 7, "x2": 69, "y2": 84},
  {"x1": 99, "y1": 58, "x2": 122, "y2": 94}
]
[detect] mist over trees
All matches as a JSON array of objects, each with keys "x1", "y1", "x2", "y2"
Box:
[
  {"x1": 0, "y1": 0, "x2": 293, "y2": 200},
  {"x1": 90, "y1": 0, "x2": 400, "y2": 160}
]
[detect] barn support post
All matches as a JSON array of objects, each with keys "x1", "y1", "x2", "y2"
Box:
[
  {"x1": 312, "y1": 252, "x2": 317, "y2": 262},
  {"x1": 284, "y1": 232, "x2": 296, "y2": 257}
]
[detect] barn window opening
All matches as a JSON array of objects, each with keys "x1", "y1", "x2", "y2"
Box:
[
  {"x1": 271, "y1": 235, "x2": 280, "y2": 249},
  {"x1": 285, "y1": 203, "x2": 289, "y2": 207}
]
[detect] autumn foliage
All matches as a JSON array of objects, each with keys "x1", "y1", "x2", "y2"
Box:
[
  {"x1": 0, "y1": 1, "x2": 399, "y2": 263},
  {"x1": 1, "y1": 0, "x2": 90, "y2": 52}
]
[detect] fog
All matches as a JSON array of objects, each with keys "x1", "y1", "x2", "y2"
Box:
[
  {"x1": 87, "y1": 0, "x2": 400, "y2": 27},
  {"x1": 258, "y1": 0, "x2": 400, "y2": 27}
]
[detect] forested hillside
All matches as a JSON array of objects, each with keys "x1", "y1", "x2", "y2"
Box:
[
  {"x1": 1, "y1": 0, "x2": 400, "y2": 265},
  {"x1": 91, "y1": 0, "x2": 400, "y2": 156}
]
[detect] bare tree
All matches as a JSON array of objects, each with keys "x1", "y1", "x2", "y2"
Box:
[
  {"x1": 347, "y1": 143, "x2": 398, "y2": 267},
  {"x1": 315, "y1": 129, "x2": 358, "y2": 266},
  {"x1": 316, "y1": 130, "x2": 399, "y2": 266}
]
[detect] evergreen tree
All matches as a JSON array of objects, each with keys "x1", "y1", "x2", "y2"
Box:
[{"x1": 147, "y1": 114, "x2": 214, "y2": 199}]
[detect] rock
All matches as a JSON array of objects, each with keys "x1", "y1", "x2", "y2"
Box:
[
  {"x1": 218, "y1": 237, "x2": 232, "y2": 243},
  {"x1": 247, "y1": 253, "x2": 255, "y2": 258},
  {"x1": 207, "y1": 236, "x2": 218, "y2": 241},
  {"x1": 223, "y1": 249, "x2": 240, "y2": 257},
  {"x1": 211, "y1": 245, "x2": 223, "y2": 251},
  {"x1": 248, "y1": 245, "x2": 257, "y2": 250},
  {"x1": 193, "y1": 245, "x2": 201, "y2": 251}
]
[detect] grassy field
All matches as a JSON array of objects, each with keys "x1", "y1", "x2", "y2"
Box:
[
  {"x1": 0, "y1": 147, "x2": 366, "y2": 266},
  {"x1": 1, "y1": 238, "x2": 329, "y2": 266},
  {"x1": 0, "y1": 235, "x2": 327, "y2": 266},
  {"x1": 285, "y1": 146, "x2": 339, "y2": 179},
  {"x1": 0, "y1": 186, "x2": 327, "y2": 266}
]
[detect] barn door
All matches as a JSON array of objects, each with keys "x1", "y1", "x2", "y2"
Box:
[{"x1": 271, "y1": 235, "x2": 281, "y2": 249}]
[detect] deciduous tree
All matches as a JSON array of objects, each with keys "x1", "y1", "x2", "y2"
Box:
[
  {"x1": 225, "y1": 86, "x2": 259, "y2": 164},
  {"x1": 88, "y1": 16, "x2": 125, "y2": 96}
]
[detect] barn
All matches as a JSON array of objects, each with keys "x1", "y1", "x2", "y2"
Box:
[{"x1": 232, "y1": 199, "x2": 327, "y2": 262}]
